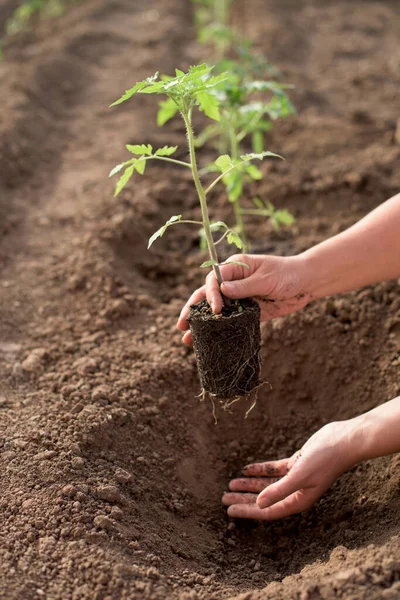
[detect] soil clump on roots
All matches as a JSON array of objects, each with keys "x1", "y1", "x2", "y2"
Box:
[
  {"x1": 188, "y1": 298, "x2": 261, "y2": 400},
  {"x1": 0, "y1": 0, "x2": 399, "y2": 599}
]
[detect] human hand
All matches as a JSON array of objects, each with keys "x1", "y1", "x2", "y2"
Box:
[
  {"x1": 222, "y1": 420, "x2": 359, "y2": 520},
  {"x1": 177, "y1": 253, "x2": 312, "y2": 345}
]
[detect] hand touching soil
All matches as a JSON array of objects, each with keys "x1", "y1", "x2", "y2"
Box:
[
  {"x1": 177, "y1": 254, "x2": 312, "y2": 345},
  {"x1": 222, "y1": 421, "x2": 358, "y2": 520},
  {"x1": 223, "y1": 396, "x2": 400, "y2": 520}
]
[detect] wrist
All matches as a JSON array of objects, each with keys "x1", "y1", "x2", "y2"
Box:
[
  {"x1": 342, "y1": 413, "x2": 376, "y2": 467},
  {"x1": 299, "y1": 245, "x2": 344, "y2": 301}
]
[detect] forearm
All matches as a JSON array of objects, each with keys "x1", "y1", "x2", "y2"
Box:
[
  {"x1": 347, "y1": 397, "x2": 400, "y2": 464},
  {"x1": 301, "y1": 193, "x2": 400, "y2": 299}
]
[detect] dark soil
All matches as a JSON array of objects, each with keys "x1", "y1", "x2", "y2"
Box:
[
  {"x1": 0, "y1": 0, "x2": 399, "y2": 599},
  {"x1": 188, "y1": 298, "x2": 261, "y2": 400}
]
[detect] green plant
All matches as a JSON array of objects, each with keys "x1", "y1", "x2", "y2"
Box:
[
  {"x1": 192, "y1": 0, "x2": 235, "y2": 59},
  {"x1": 109, "y1": 65, "x2": 282, "y2": 289},
  {"x1": 5, "y1": 0, "x2": 72, "y2": 35},
  {"x1": 164, "y1": 71, "x2": 295, "y2": 250},
  {"x1": 187, "y1": 5, "x2": 296, "y2": 250}
]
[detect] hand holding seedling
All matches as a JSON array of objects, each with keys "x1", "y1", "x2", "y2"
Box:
[{"x1": 177, "y1": 253, "x2": 311, "y2": 345}]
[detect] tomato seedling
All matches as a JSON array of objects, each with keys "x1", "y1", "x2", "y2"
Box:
[{"x1": 110, "y1": 65, "x2": 282, "y2": 285}]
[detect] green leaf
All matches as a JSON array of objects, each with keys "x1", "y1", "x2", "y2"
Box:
[
  {"x1": 210, "y1": 221, "x2": 228, "y2": 232},
  {"x1": 134, "y1": 159, "x2": 146, "y2": 175},
  {"x1": 244, "y1": 80, "x2": 294, "y2": 94},
  {"x1": 240, "y1": 151, "x2": 284, "y2": 162},
  {"x1": 200, "y1": 260, "x2": 218, "y2": 268},
  {"x1": 224, "y1": 260, "x2": 250, "y2": 269},
  {"x1": 147, "y1": 215, "x2": 182, "y2": 249},
  {"x1": 157, "y1": 97, "x2": 179, "y2": 126},
  {"x1": 109, "y1": 163, "x2": 125, "y2": 177},
  {"x1": 126, "y1": 144, "x2": 153, "y2": 155},
  {"x1": 272, "y1": 209, "x2": 295, "y2": 230},
  {"x1": 226, "y1": 171, "x2": 243, "y2": 203},
  {"x1": 266, "y1": 95, "x2": 296, "y2": 120},
  {"x1": 196, "y1": 91, "x2": 220, "y2": 121},
  {"x1": 110, "y1": 73, "x2": 159, "y2": 106},
  {"x1": 252, "y1": 196, "x2": 267, "y2": 210},
  {"x1": 154, "y1": 146, "x2": 178, "y2": 157},
  {"x1": 246, "y1": 163, "x2": 263, "y2": 181},
  {"x1": 227, "y1": 231, "x2": 244, "y2": 250},
  {"x1": 215, "y1": 154, "x2": 234, "y2": 173},
  {"x1": 114, "y1": 165, "x2": 135, "y2": 197}
]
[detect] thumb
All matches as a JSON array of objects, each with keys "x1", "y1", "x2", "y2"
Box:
[
  {"x1": 221, "y1": 276, "x2": 262, "y2": 299},
  {"x1": 257, "y1": 472, "x2": 302, "y2": 509}
]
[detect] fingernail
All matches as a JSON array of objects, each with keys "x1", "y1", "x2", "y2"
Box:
[
  {"x1": 222, "y1": 282, "x2": 233, "y2": 293},
  {"x1": 257, "y1": 496, "x2": 267, "y2": 509},
  {"x1": 211, "y1": 301, "x2": 216, "y2": 313}
]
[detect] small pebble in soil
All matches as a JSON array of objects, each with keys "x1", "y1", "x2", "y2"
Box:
[
  {"x1": 95, "y1": 485, "x2": 121, "y2": 503},
  {"x1": 93, "y1": 515, "x2": 113, "y2": 531},
  {"x1": 115, "y1": 468, "x2": 132, "y2": 484}
]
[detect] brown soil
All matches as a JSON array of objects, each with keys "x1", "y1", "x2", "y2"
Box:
[{"x1": 0, "y1": 0, "x2": 399, "y2": 599}]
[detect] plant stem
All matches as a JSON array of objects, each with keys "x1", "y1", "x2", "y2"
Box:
[
  {"x1": 229, "y1": 122, "x2": 248, "y2": 251},
  {"x1": 183, "y1": 108, "x2": 230, "y2": 305},
  {"x1": 150, "y1": 156, "x2": 191, "y2": 169}
]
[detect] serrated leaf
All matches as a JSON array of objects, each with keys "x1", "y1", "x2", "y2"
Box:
[
  {"x1": 114, "y1": 165, "x2": 135, "y2": 197},
  {"x1": 110, "y1": 73, "x2": 159, "y2": 106},
  {"x1": 241, "y1": 151, "x2": 284, "y2": 162},
  {"x1": 196, "y1": 91, "x2": 220, "y2": 121},
  {"x1": 227, "y1": 231, "x2": 244, "y2": 250},
  {"x1": 134, "y1": 159, "x2": 146, "y2": 175},
  {"x1": 157, "y1": 97, "x2": 179, "y2": 126},
  {"x1": 224, "y1": 260, "x2": 250, "y2": 269},
  {"x1": 200, "y1": 260, "x2": 218, "y2": 268},
  {"x1": 126, "y1": 144, "x2": 153, "y2": 155},
  {"x1": 154, "y1": 145, "x2": 178, "y2": 157},
  {"x1": 147, "y1": 215, "x2": 182, "y2": 249}
]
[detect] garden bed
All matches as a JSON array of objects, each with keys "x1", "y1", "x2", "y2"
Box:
[{"x1": 0, "y1": 0, "x2": 399, "y2": 598}]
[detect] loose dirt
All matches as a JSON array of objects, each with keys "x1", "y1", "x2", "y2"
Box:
[{"x1": 0, "y1": 0, "x2": 399, "y2": 599}]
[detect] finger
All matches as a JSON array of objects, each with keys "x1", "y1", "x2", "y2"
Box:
[
  {"x1": 257, "y1": 472, "x2": 303, "y2": 510},
  {"x1": 256, "y1": 490, "x2": 317, "y2": 520},
  {"x1": 222, "y1": 492, "x2": 258, "y2": 506},
  {"x1": 218, "y1": 255, "x2": 253, "y2": 282},
  {"x1": 205, "y1": 271, "x2": 223, "y2": 314},
  {"x1": 229, "y1": 477, "x2": 279, "y2": 493},
  {"x1": 182, "y1": 330, "x2": 192, "y2": 346},
  {"x1": 227, "y1": 503, "x2": 272, "y2": 521},
  {"x1": 242, "y1": 459, "x2": 289, "y2": 478},
  {"x1": 176, "y1": 286, "x2": 206, "y2": 331},
  {"x1": 227, "y1": 490, "x2": 315, "y2": 521}
]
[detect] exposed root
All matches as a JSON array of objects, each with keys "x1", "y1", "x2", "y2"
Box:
[{"x1": 196, "y1": 379, "x2": 272, "y2": 422}]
